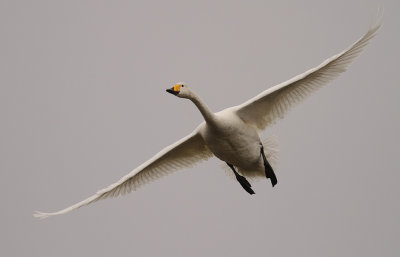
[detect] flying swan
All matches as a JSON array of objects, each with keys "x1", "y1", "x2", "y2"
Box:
[{"x1": 34, "y1": 23, "x2": 381, "y2": 218}]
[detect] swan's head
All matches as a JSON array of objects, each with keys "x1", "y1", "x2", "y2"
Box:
[{"x1": 166, "y1": 82, "x2": 192, "y2": 99}]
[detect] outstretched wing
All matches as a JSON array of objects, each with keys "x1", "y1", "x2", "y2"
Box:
[
  {"x1": 235, "y1": 24, "x2": 381, "y2": 130},
  {"x1": 34, "y1": 131, "x2": 213, "y2": 218}
]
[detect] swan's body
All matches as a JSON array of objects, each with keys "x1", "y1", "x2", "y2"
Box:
[
  {"x1": 34, "y1": 23, "x2": 381, "y2": 218},
  {"x1": 199, "y1": 109, "x2": 264, "y2": 176}
]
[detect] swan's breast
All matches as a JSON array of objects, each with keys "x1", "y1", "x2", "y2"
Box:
[{"x1": 200, "y1": 110, "x2": 262, "y2": 169}]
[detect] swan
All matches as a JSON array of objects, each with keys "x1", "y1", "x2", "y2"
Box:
[{"x1": 34, "y1": 23, "x2": 380, "y2": 219}]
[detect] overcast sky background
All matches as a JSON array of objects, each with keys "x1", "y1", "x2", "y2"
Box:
[{"x1": 1, "y1": 0, "x2": 399, "y2": 256}]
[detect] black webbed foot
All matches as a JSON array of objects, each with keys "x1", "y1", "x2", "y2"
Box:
[
  {"x1": 235, "y1": 174, "x2": 255, "y2": 195},
  {"x1": 260, "y1": 143, "x2": 277, "y2": 187},
  {"x1": 227, "y1": 163, "x2": 255, "y2": 195}
]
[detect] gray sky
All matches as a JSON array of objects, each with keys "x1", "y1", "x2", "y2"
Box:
[{"x1": 1, "y1": 0, "x2": 399, "y2": 256}]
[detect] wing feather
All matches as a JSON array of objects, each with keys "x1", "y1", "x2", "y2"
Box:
[
  {"x1": 34, "y1": 131, "x2": 212, "y2": 218},
  {"x1": 235, "y1": 24, "x2": 381, "y2": 130}
]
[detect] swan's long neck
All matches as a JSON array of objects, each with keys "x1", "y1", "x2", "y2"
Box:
[{"x1": 189, "y1": 93, "x2": 216, "y2": 125}]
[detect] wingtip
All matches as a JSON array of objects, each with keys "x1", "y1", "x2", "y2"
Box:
[
  {"x1": 370, "y1": 6, "x2": 384, "y2": 31},
  {"x1": 33, "y1": 211, "x2": 50, "y2": 219}
]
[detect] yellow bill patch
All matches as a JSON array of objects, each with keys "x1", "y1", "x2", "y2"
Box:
[{"x1": 173, "y1": 84, "x2": 181, "y2": 92}]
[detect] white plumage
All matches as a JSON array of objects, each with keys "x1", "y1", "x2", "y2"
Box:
[{"x1": 34, "y1": 22, "x2": 380, "y2": 219}]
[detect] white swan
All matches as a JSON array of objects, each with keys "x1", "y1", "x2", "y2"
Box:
[{"x1": 34, "y1": 23, "x2": 380, "y2": 218}]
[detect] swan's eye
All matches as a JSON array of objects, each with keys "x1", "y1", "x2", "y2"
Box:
[{"x1": 181, "y1": 85, "x2": 184, "y2": 87}]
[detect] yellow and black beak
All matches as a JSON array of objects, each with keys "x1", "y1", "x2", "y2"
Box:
[{"x1": 166, "y1": 84, "x2": 181, "y2": 95}]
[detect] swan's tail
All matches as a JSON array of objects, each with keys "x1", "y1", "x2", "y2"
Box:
[{"x1": 260, "y1": 135, "x2": 279, "y2": 168}]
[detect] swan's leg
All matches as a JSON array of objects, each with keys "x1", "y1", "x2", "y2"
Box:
[
  {"x1": 226, "y1": 163, "x2": 255, "y2": 195},
  {"x1": 260, "y1": 143, "x2": 277, "y2": 187}
]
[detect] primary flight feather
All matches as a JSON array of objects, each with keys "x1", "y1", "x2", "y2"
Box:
[{"x1": 34, "y1": 22, "x2": 381, "y2": 219}]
